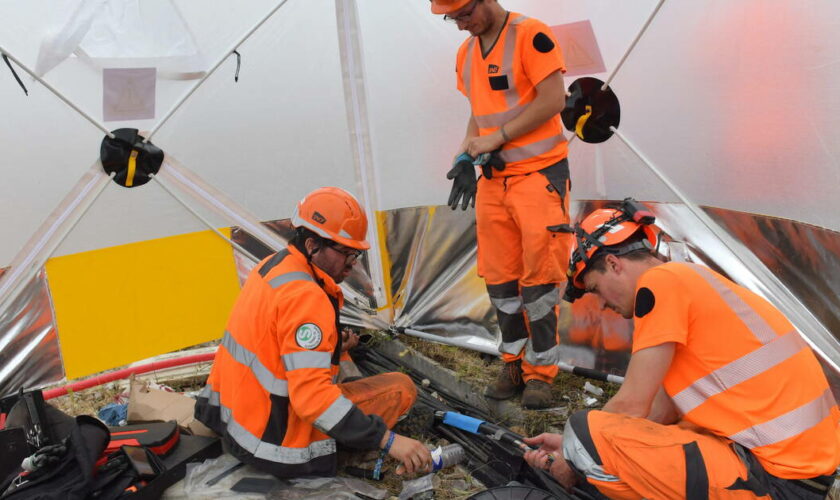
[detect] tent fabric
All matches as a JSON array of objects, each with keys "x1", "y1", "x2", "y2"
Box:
[{"x1": 1, "y1": 0, "x2": 840, "y2": 393}]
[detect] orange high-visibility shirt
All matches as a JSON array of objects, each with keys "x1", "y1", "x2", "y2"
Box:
[
  {"x1": 632, "y1": 262, "x2": 840, "y2": 479},
  {"x1": 456, "y1": 12, "x2": 567, "y2": 176}
]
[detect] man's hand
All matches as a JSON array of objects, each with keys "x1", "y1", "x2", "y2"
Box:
[
  {"x1": 341, "y1": 328, "x2": 359, "y2": 352},
  {"x1": 464, "y1": 130, "x2": 504, "y2": 157},
  {"x1": 446, "y1": 154, "x2": 477, "y2": 210},
  {"x1": 385, "y1": 433, "x2": 432, "y2": 475},
  {"x1": 523, "y1": 434, "x2": 577, "y2": 490}
]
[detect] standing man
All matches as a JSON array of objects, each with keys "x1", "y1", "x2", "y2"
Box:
[
  {"x1": 196, "y1": 187, "x2": 431, "y2": 478},
  {"x1": 523, "y1": 200, "x2": 840, "y2": 498},
  {"x1": 431, "y1": 0, "x2": 571, "y2": 409}
]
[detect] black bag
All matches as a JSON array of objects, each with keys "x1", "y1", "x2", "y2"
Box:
[{"x1": 0, "y1": 415, "x2": 110, "y2": 499}]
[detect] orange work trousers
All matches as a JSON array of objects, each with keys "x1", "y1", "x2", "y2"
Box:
[
  {"x1": 476, "y1": 163, "x2": 571, "y2": 383},
  {"x1": 339, "y1": 372, "x2": 417, "y2": 428},
  {"x1": 565, "y1": 410, "x2": 766, "y2": 500}
]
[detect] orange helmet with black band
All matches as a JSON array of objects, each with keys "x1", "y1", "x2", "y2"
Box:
[
  {"x1": 291, "y1": 187, "x2": 370, "y2": 250},
  {"x1": 563, "y1": 198, "x2": 659, "y2": 303}
]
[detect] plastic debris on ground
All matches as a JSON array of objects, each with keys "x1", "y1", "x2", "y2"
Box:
[
  {"x1": 163, "y1": 454, "x2": 390, "y2": 500},
  {"x1": 584, "y1": 396, "x2": 599, "y2": 407},
  {"x1": 583, "y1": 382, "x2": 604, "y2": 397},
  {"x1": 399, "y1": 473, "x2": 435, "y2": 500},
  {"x1": 97, "y1": 402, "x2": 128, "y2": 426}
]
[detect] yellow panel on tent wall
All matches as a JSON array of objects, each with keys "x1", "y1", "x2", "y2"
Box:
[{"x1": 46, "y1": 228, "x2": 241, "y2": 379}]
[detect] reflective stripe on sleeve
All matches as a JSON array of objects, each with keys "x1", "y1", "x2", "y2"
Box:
[
  {"x1": 462, "y1": 38, "x2": 475, "y2": 95},
  {"x1": 672, "y1": 331, "x2": 807, "y2": 414},
  {"x1": 282, "y1": 350, "x2": 332, "y2": 371},
  {"x1": 729, "y1": 388, "x2": 836, "y2": 449},
  {"x1": 269, "y1": 271, "x2": 314, "y2": 289},
  {"x1": 313, "y1": 395, "x2": 354, "y2": 433},
  {"x1": 690, "y1": 264, "x2": 777, "y2": 345},
  {"x1": 222, "y1": 331, "x2": 289, "y2": 396}
]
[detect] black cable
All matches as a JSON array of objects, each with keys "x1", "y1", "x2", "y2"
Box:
[{"x1": 2, "y1": 54, "x2": 28, "y2": 96}]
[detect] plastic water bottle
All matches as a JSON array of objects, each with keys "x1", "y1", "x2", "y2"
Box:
[{"x1": 431, "y1": 443, "x2": 466, "y2": 471}]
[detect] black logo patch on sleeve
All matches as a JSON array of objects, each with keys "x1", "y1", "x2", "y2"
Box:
[
  {"x1": 634, "y1": 287, "x2": 656, "y2": 318},
  {"x1": 489, "y1": 75, "x2": 509, "y2": 90},
  {"x1": 533, "y1": 32, "x2": 555, "y2": 53}
]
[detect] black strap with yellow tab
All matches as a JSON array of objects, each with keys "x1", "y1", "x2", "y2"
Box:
[
  {"x1": 560, "y1": 76, "x2": 621, "y2": 144},
  {"x1": 100, "y1": 129, "x2": 163, "y2": 188}
]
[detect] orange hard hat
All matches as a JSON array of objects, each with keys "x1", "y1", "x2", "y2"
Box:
[
  {"x1": 567, "y1": 199, "x2": 659, "y2": 292},
  {"x1": 430, "y1": 0, "x2": 472, "y2": 15},
  {"x1": 291, "y1": 187, "x2": 370, "y2": 250}
]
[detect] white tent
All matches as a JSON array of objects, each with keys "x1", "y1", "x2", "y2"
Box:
[{"x1": 1, "y1": 0, "x2": 839, "y2": 393}]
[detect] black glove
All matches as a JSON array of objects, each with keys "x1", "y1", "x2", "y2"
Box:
[
  {"x1": 477, "y1": 149, "x2": 506, "y2": 179},
  {"x1": 446, "y1": 153, "x2": 477, "y2": 210}
]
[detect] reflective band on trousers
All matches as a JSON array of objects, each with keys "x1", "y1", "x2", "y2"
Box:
[
  {"x1": 499, "y1": 134, "x2": 566, "y2": 163},
  {"x1": 201, "y1": 387, "x2": 336, "y2": 464},
  {"x1": 563, "y1": 417, "x2": 620, "y2": 483},
  {"x1": 672, "y1": 331, "x2": 807, "y2": 414},
  {"x1": 523, "y1": 288, "x2": 557, "y2": 322},
  {"x1": 490, "y1": 295, "x2": 523, "y2": 315},
  {"x1": 313, "y1": 395, "x2": 354, "y2": 434},
  {"x1": 525, "y1": 341, "x2": 560, "y2": 366},
  {"x1": 283, "y1": 350, "x2": 332, "y2": 371},
  {"x1": 221, "y1": 331, "x2": 289, "y2": 396},
  {"x1": 269, "y1": 271, "x2": 314, "y2": 289},
  {"x1": 501, "y1": 338, "x2": 528, "y2": 356},
  {"x1": 729, "y1": 388, "x2": 836, "y2": 449}
]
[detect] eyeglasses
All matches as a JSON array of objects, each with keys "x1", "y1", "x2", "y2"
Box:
[
  {"x1": 326, "y1": 242, "x2": 364, "y2": 262},
  {"x1": 443, "y1": 0, "x2": 481, "y2": 23}
]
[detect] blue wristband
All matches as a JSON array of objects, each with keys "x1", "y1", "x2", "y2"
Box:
[{"x1": 373, "y1": 431, "x2": 395, "y2": 480}]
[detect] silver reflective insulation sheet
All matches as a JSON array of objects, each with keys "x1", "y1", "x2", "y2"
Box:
[
  {"x1": 9, "y1": 201, "x2": 836, "y2": 396},
  {"x1": 0, "y1": 269, "x2": 62, "y2": 396},
  {"x1": 228, "y1": 203, "x2": 840, "y2": 387}
]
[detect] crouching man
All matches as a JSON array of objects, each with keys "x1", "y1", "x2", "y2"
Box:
[
  {"x1": 524, "y1": 200, "x2": 840, "y2": 499},
  {"x1": 196, "y1": 187, "x2": 431, "y2": 477}
]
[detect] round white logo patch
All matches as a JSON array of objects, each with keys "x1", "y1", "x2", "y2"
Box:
[{"x1": 295, "y1": 323, "x2": 322, "y2": 349}]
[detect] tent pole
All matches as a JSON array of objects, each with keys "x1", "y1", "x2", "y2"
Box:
[
  {"x1": 0, "y1": 46, "x2": 114, "y2": 138},
  {"x1": 155, "y1": 159, "x2": 286, "y2": 252},
  {"x1": 335, "y1": 0, "x2": 387, "y2": 309},
  {"x1": 145, "y1": 0, "x2": 291, "y2": 143},
  {"x1": 601, "y1": 0, "x2": 667, "y2": 91},
  {"x1": 0, "y1": 167, "x2": 112, "y2": 315},
  {"x1": 149, "y1": 174, "x2": 260, "y2": 264},
  {"x1": 610, "y1": 127, "x2": 840, "y2": 371}
]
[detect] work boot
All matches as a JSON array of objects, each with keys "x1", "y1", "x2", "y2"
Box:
[
  {"x1": 521, "y1": 379, "x2": 554, "y2": 409},
  {"x1": 484, "y1": 360, "x2": 524, "y2": 400}
]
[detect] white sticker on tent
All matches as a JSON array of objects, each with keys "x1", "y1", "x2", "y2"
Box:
[
  {"x1": 103, "y1": 67, "x2": 156, "y2": 121},
  {"x1": 551, "y1": 21, "x2": 606, "y2": 77}
]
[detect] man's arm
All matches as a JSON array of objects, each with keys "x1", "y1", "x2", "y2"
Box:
[
  {"x1": 647, "y1": 386, "x2": 679, "y2": 424},
  {"x1": 465, "y1": 70, "x2": 566, "y2": 157},
  {"x1": 459, "y1": 114, "x2": 479, "y2": 154},
  {"x1": 602, "y1": 342, "x2": 675, "y2": 418}
]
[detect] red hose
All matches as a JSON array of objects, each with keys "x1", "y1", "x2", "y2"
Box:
[{"x1": 43, "y1": 352, "x2": 217, "y2": 400}]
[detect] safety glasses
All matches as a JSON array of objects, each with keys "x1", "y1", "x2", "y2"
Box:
[{"x1": 443, "y1": 0, "x2": 481, "y2": 23}]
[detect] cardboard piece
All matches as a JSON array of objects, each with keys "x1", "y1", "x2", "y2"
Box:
[{"x1": 127, "y1": 379, "x2": 215, "y2": 437}]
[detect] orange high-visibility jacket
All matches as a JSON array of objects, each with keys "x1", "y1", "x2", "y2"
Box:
[
  {"x1": 456, "y1": 12, "x2": 567, "y2": 176},
  {"x1": 195, "y1": 246, "x2": 386, "y2": 477},
  {"x1": 632, "y1": 262, "x2": 840, "y2": 479}
]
